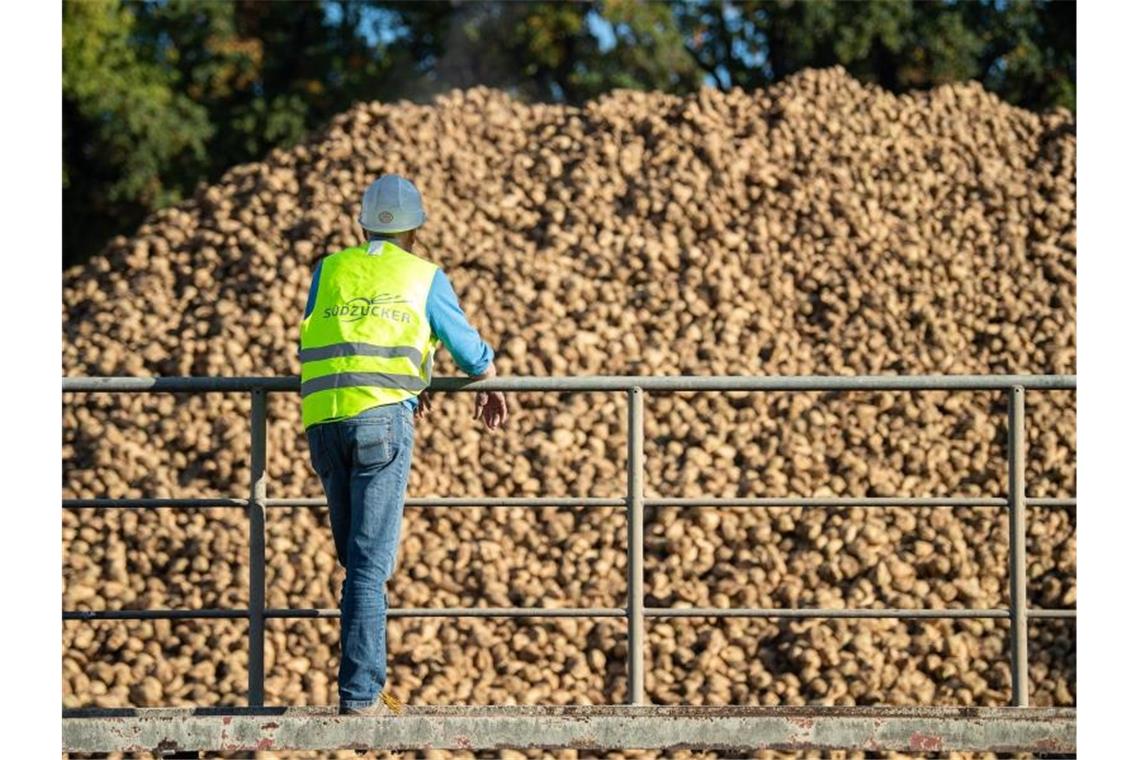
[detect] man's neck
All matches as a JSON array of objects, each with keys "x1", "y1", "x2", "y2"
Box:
[
  {"x1": 368, "y1": 234, "x2": 399, "y2": 243},
  {"x1": 367, "y1": 236, "x2": 407, "y2": 255}
]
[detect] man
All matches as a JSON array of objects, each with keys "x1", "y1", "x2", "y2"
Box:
[{"x1": 300, "y1": 174, "x2": 509, "y2": 715}]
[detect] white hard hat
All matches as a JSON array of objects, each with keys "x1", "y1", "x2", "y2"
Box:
[{"x1": 358, "y1": 174, "x2": 427, "y2": 233}]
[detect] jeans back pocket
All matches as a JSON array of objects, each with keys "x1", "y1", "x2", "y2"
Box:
[{"x1": 352, "y1": 418, "x2": 397, "y2": 468}]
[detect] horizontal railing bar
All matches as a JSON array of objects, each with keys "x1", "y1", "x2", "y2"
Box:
[
  {"x1": 644, "y1": 608, "x2": 1066, "y2": 619},
  {"x1": 62, "y1": 496, "x2": 1077, "y2": 510},
  {"x1": 64, "y1": 609, "x2": 247, "y2": 621},
  {"x1": 264, "y1": 496, "x2": 627, "y2": 508},
  {"x1": 652, "y1": 497, "x2": 1074, "y2": 508},
  {"x1": 63, "y1": 374, "x2": 1076, "y2": 394},
  {"x1": 649, "y1": 497, "x2": 1008, "y2": 508},
  {"x1": 267, "y1": 607, "x2": 628, "y2": 619},
  {"x1": 1027, "y1": 497, "x2": 1075, "y2": 507},
  {"x1": 63, "y1": 376, "x2": 297, "y2": 393},
  {"x1": 60, "y1": 497, "x2": 625, "y2": 510},
  {"x1": 65, "y1": 607, "x2": 1076, "y2": 621},
  {"x1": 63, "y1": 498, "x2": 249, "y2": 509}
]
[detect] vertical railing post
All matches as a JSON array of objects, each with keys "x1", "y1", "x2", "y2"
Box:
[
  {"x1": 626, "y1": 386, "x2": 646, "y2": 705},
  {"x1": 1007, "y1": 385, "x2": 1029, "y2": 706},
  {"x1": 248, "y1": 389, "x2": 268, "y2": 707}
]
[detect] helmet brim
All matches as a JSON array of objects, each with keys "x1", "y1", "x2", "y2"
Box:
[{"x1": 358, "y1": 210, "x2": 427, "y2": 234}]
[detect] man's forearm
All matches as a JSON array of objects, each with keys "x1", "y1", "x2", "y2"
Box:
[{"x1": 471, "y1": 361, "x2": 497, "y2": 380}]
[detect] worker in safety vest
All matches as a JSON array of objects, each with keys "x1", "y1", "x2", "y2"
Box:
[{"x1": 300, "y1": 174, "x2": 508, "y2": 715}]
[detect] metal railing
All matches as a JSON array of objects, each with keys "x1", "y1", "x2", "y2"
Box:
[{"x1": 62, "y1": 374, "x2": 1076, "y2": 708}]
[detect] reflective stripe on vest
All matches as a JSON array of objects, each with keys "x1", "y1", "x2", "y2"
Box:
[
  {"x1": 299, "y1": 243, "x2": 441, "y2": 428},
  {"x1": 298, "y1": 342, "x2": 423, "y2": 365},
  {"x1": 300, "y1": 371, "x2": 427, "y2": 398}
]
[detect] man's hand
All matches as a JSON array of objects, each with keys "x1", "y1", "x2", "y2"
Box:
[
  {"x1": 414, "y1": 390, "x2": 432, "y2": 422},
  {"x1": 471, "y1": 361, "x2": 508, "y2": 431},
  {"x1": 473, "y1": 390, "x2": 508, "y2": 430}
]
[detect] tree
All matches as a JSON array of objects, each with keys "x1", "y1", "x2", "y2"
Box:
[
  {"x1": 675, "y1": 0, "x2": 1074, "y2": 110},
  {"x1": 374, "y1": 1, "x2": 701, "y2": 104},
  {"x1": 63, "y1": 0, "x2": 213, "y2": 263},
  {"x1": 63, "y1": 0, "x2": 410, "y2": 267}
]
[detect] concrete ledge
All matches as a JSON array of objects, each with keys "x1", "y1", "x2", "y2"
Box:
[{"x1": 62, "y1": 705, "x2": 1076, "y2": 753}]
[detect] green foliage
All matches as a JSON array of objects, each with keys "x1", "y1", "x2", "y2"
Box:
[
  {"x1": 62, "y1": 0, "x2": 1075, "y2": 268},
  {"x1": 675, "y1": 0, "x2": 1073, "y2": 109},
  {"x1": 579, "y1": 0, "x2": 704, "y2": 97},
  {"x1": 375, "y1": 1, "x2": 700, "y2": 104},
  {"x1": 63, "y1": 0, "x2": 403, "y2": 266},
  {"x1": 63, "y1": 0, "x2": 213, "y2": 254},
  {"x1": 387, "y1": 1, "x2": 588, "y2": 101}
]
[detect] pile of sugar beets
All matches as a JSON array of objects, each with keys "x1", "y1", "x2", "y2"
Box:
[{"x1": 63, "y1": 67, "x2": 1074, "y2": 759}]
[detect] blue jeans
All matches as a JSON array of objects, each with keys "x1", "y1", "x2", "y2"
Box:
[{"x1": 306, "y1": 402, "x2": 414, "y2": 709}]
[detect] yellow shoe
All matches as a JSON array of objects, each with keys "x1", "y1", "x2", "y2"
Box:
[
  {"x1": 339, "y1": 691, "x2": 404, "y2": 716},
  {"x1": 380, "y1": 691, "x2": 404, "y2": 714}
]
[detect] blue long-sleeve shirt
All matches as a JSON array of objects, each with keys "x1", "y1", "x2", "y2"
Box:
[{"x1": 302, "y1": 239, "x2": 495, "y2": 412}]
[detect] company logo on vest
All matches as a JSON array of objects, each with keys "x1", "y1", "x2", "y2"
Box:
[{"x1": 322, "y1": 293, "x2": 412, "y2": 323}]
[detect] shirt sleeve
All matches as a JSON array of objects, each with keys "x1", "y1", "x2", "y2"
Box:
[
  {"x1": 426, "y1": 268, "x2": 495, "y2": 376},
  {"x1": 303, "y1": 259, "x2": 323, "y2": 319},
  {"x1": 299, "y1": 259, "x2": 322, "y2": 359}
]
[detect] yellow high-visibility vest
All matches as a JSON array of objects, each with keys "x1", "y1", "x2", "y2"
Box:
[{"x1": 299, "y1": 242, "x2": 441, "y2": 429}]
